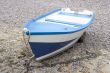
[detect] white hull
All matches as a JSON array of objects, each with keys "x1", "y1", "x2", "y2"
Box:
[{"x1": 29, "y1": 29, "x2": 86, "y2": 43}]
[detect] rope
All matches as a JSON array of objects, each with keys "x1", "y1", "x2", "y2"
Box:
[
  {"x1": 22, "y1": 28, "x2": 31, "y2": 52},
  {"x1": 22, "y1": 28, "x2": 35, "y2": 61},
  {"x1": 22, "y1": 28, "x2": 35, "y2": 73}
]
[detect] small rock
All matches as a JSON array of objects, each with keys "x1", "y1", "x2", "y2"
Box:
[
  {"x1": 0, "y1": 49, "x2": 5, "y2": 53},
  {"x1": 0, "y1": 58, "x2": 4, "y2": 63}
]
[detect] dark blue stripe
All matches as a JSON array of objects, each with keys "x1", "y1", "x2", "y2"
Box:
[{"x1": 29, "y1": 39, "x2": 76, "y2": 58}]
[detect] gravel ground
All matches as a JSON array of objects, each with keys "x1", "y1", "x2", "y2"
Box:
[{"x1": 0, "y1": 0, "x2": 110, "y2": 73}]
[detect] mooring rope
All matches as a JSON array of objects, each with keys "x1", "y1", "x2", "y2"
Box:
[
  {"x1": 22, "y1": 28, "x2": 35, "y2": 73},
  {"x1": 22, "y1": 28, "x2": 31, "y2": 52},
  {"x1": 22, "y1": 28, "x2": 36, "y2": 60}
]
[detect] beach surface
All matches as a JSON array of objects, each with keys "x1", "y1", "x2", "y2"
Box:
[{"x1": 0, "y1": 0, "x2": 110, "y2": 73}]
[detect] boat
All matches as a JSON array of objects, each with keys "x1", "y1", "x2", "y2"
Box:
[{"x1": 23, "y1": 8, "x2": 95, "y2": 61}]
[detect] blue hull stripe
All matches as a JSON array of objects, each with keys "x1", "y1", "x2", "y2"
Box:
[{"x1": 29, "y1": 38, "x2": 76, "y2": 58}]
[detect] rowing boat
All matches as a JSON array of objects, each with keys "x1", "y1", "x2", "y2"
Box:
[{"x1": 23, "y1": 8, "x2": 95, "y2": 61}]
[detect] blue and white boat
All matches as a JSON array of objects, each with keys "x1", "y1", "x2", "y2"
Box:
[{"x1": 23, "y1": 8, "x2": 95, "y2": 61}]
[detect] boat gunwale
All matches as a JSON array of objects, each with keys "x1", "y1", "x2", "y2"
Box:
[{"x1": 25, "y1": 9, "x2": 95, "y2": 35}]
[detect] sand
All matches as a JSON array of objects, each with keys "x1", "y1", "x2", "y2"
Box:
[{"x1": 0, "y1": 0, "x2": 110, "y2": 73}]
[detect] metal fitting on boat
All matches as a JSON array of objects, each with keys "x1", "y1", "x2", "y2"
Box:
[{"x1": 23, "y1": 28, "x2": 28, "y2": 32}]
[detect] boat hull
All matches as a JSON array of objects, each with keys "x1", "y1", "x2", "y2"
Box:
[{"x1": 29, "y1": 29, "x2": 86, "y2": 61}]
